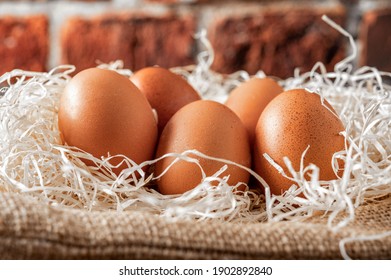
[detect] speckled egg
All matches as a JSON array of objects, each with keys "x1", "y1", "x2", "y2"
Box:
[
  {"x1": 155, "y1": 100, "x2": 251, "y2": 195},
  {"x1": 253, "y1": 88, "x2": 346, "y2": 195}
]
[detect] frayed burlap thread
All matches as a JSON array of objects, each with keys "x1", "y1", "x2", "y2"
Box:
[{"x1": 1, "y1": 193, "x2": 390, "y2": 259}]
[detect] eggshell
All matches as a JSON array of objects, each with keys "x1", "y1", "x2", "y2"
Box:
[
  {"x1": 225, "y1": 77, "x2": 283, "y2": 145},
  {"x1": 155, "y1": 100, "x2": 251, "y2": 195},
  {"x1": 130, "y1": 66, "x2": 201, "y2": 134},
  {"x1": 58, "y1": 68, "x2": 158, "y2": 175},
  {"x1": 253, "y1": 88, "x2": 345, "y2": 195}
]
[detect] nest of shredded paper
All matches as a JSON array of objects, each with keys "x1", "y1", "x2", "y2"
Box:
[{"x1": 0, "y1": 17, "x2": 391, "y2": 232}]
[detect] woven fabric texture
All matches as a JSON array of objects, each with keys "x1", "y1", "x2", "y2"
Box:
[{"x1": 1, "y1": 193, "x2": 390, "y2": 259}]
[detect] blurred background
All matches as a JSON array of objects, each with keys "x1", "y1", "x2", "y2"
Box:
[{"x1": 0, "y1": 0, "x2": 390, "y2": 78}]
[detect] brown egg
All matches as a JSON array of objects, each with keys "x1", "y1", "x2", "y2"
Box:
[
  {"x1": 254, "y1": 88, "x2": 346, "y2": 195},
  {"x1": 130, "y1": 66, "x2": 201, "y2": 134},
  {"x1": 155, "y1": 100, "x2": 251, "y2": 195},
  {"x1": 58, "y1": 68, "x2": 158, "y2": 175},
  {"x1": 225, "y1": 77, "x2": 283, "y2": 145}
]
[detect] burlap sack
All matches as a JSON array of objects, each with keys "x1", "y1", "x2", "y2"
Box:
[{"x1": 1, "y1": 192, "x2": 390, "y2": 259}]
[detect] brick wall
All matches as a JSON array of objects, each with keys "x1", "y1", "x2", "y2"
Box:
[{"x1": 0, "y1": 0, "x2": 391, "y2": 78}]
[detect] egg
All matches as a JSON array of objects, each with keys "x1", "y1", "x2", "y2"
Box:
[
  {"x1": 130, "y1": 66, "x2": 201, "y2": 134},
  {"x1": 225, "y1": 77, "x2": 283, "y2": 145},
  {"x1": 253, "y1": 88, "x2": 346, "y2": 195},
  {"x1": 58, "y1": 68, "x2": 158, "y2": 175},
  {"x1": 155, "y1": 100, "x2": 251, "y2": 195}
]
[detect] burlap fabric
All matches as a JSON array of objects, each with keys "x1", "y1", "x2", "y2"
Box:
[{"x1": 0, "y1": 192, "x2": 390, "y2": 259}]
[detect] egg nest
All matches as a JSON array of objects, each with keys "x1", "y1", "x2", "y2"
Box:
[{"x1": 1, "y1": 17, "x2": 391, "y2": 232}]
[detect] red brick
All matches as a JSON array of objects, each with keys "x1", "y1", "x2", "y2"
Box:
[
  {"x1": 360, "y1": 8, "x2": 391, "y2": 72},
  {"x1": 0, "y1": 0, "x2": 49, "y2": 2},
  {"x1": 209, "y1": 6, "x2": 346, "y2": 78},
  {"x1": 67, "y1": 0, "x2": 110, "y2": 2},
  {"x1": 0, "y1": 15, "x2": 48, "y2": 75},
  {"x1": 145, "y1": 0, "x2": 202, "y2": 3},
  {"x1": 61, "y1": 13, "x2": 196, "y2": 73},
  {"x1": 6, "y1": 0, "x2": 110, "y2": 1}
]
